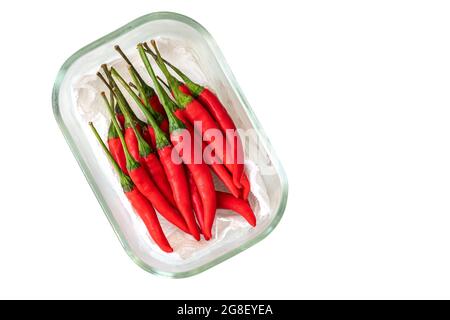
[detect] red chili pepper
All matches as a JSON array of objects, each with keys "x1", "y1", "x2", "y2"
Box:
[
  {"x1": 216, "y1": 192, "x2": 256, "y2": 227},
  {"x1": 151, "y1": 46, "x2": 252, "y2": 200},
  {"x1": 113, "y1": 66, "x2": 201, "y2": 241},
  {"x1": 140, "y1": 45, "x2": 217, "y2": 239},
  {"x1": 146, "y1": 42, "x2": 245, "y2": 188},
  {"x1": 150, "y1": 41, "x2": 236, "y2": 178},
  {"x1": 108, "y1": 50, "x2": 169, "y2": 147},
  {"x1": 114, "y1": 45, "x2": 166, "y2": 116},
  {"x1": 107, "y1": 122, "x2": 128, "y2": 175},
  {"x1": 101, "y1": 89, "x2": 189, "y2": 235},
  {"x1": 147, "y1": 41, "x2": 244, "y2": 188},
  {"x1": 89, "y1": 122, "x2": 173, "y2": 253},
  {"x1": 111, "y1": 68, "x2": 176, "y2": 208},
  {"x1": 157, "y1": 75, "x2": 241, "y2": 199}
]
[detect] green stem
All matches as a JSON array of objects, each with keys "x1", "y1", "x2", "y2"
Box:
[
  {"x1": 138, "y1": 44, "x2": 185, "y2": 132},
  {"x1": 111, "y1": 67, "x2": 170, "y2": 149},
  {"x1": 89, "y1": 122, "x2": 134, "y2": 192},
  {"x1": 101, "y1": 64, "x2": 137, "y2": 121},
  {"x1": 100, "y1": 92, "x2": 140, "y2": 170},
  {"x1": 107, "y1": 121, "x2": 118, "y2": 139},
  {"x1": 157, "y1": 76, "x2": 170, "y2": 90},
  {"x1": 111, "y1": 84, "x2": 153, "y2": 157},
  {"x1": 144, "y1": 42, "x2": 203, "y2": 96},
  {"x1": 115, "y1": 45, "x2": 156, "y2": 99},
  {"x1": 149, "y1": 40, "x2": 192, "y2": 108},
  {"x1": 97, "y1": 71, "x2": 121, "y2": 118},
  {"x1": 110, "y1": 66, "x2": 162, "y2": 123}
]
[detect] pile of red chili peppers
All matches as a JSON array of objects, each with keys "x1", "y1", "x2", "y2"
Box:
[{"x1": 89, "y1": 41, "x2": 256, "y2": 253}]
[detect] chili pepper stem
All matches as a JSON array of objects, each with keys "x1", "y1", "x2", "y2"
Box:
[
  {"x1": 138, "y1": 44, "x2": 184, "y2": 132},
  {"x1": 89, "y1": 122, "x2": 134, "y2": 192},
  {"x1": 114, "y1": 87, "x2": 153, "y2": 158},
  {"x1": 97, "y1": 72, "x2": 113, "y2": 92},
  {"x1": 157, "y1": 76, "x2": 170, "y2": 91},
  {"x1": 100, "y1": 92, "x2": 139, "y2": 170},
  {"x1": 150, "y1": 40, "x2": 192, "y2": 108},
  {"x1": 109, "y1": 66, "x2": 162, "y2": 124},
  {"x1": 111, "y1": 67, "x2": 169, "y2": 150},
  {"x1": 144, "y1": 42, "x2": 203, "y2": 96},
  {"x1": 115, "y1": 45, "x2": 155, "y2": 99},
  {"x1": 101, "y1": 65, "x2": 140, "y2": 122}
]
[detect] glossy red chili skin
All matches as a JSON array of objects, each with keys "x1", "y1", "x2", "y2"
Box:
[
  {"x1": 210, "y1": 162, "x2": 240, "y2": 198},
  {"x1": 117, "y1": 114, "x2": 125, "y2": 128},
  {"x1": 170, "y1": 127, "x2": 217, "y2": 239},
  {"x1": 159, "y1": 118, "x2": 170, "y2": 134},
  {"x1": 143, "y1": 153, "x2": 176, "y2": 207},
  {"x1": 174, "y1": 109, "x2": 240, "y2": 198},
  {"x1": 124, "y1": 126, "x2": 140, "y2": 161},
  {"x1": 126, "y1": 188, "x2": 173, "y2": 252},
  {"x1": 188, "y1": 171, "x2": 207, "y2": 238},
  {"x1": 179, "y1": 83, "x2": 191, "y2": 96},
  {"x1": 149, "y1": 94, "x2": 166, "y2": 116},
  {"x1": 157, "y1": 146, "x2": 200, "y2": 240},
  {"x1": 140, "y1": 125, "x2": 152, "y2": 147},
  {"x1": 128, "y1": 165, "x2": 189, "y2": 234},
  {"x1": 199, "y1": 88, "x2": 245, "y2": 188},
  {"x1": 217, "y1": 191, "x2": 256, "y2": 227},
  {"x1": 123, "y1": 124, "x2": 175, "y2": 207},
  {"x1": 181, "y1": 99, "x2": 234, "y2": 175},
  {"x1": 108, "y1": 137, "x2": 128, "y2": 175},
  {"x1": 240, "y1": 173, "x2": 250, "y2": 201}
]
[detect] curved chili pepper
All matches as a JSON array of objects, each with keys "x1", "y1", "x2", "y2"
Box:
[
  {"x1": 240, "y1": 172, "x2": 251, "y2": 201},
  {"x1": 114, "y1": 45, "x2": 166, "y2": 116},
  {"x1": 101, "y1": 62, "x2": 167, "y2": 149},
  {"x1": 89, "y1": 122, "x2": 173, "y2": 253},
  {"x1": 140, "y1": 45, "x2": 217, "y2": 239},
  {"x1": 157, "y1": 75, "x2": 241, "y2": 199},
  {"x1": 113, "y1": 66, "x2": 201, "y2": 241},
  {"x1": 110, "y1": 68, "x2": 176, "y2": 208},
  {"x1": 114, "y1": 45, "x2": 169, "y2": 141},
  {"x1": 217, "y1": 191, "x2": 256, "y2": 227},
  {"x1": 107, "y1": 120, "x2": 128, "y2": 175},
  {"x1": 151, "y1": 46, "x2": 251, "y2": 199},
  {"x1": 147, "y1": 42, "x2": 245, "y2": 188},
  {"x1": 101, "y1": 90, "x2": 189, "y2": 234},
  {"x1": 150, "y1": 41, "x2": 236, "y2": 178}
]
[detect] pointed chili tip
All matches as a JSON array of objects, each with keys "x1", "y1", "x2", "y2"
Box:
[
  {"x1": 203, "y1": 234, "x2": 211, "y2": 241},
  {"x1": 203, "y1": 230, "x2": 212, "y2": 240},
  {"x1": 163, "y1": 246, "x2": 174, "y2": 253}
]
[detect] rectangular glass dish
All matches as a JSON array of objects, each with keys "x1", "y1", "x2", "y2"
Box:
[{"x1": 52, "y1": 12, "x2": 288, "y2": 278}]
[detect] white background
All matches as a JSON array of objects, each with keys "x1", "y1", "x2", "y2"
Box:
[{"x1": 0, "y1": 0, "x2": 449, "y2": 299}]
